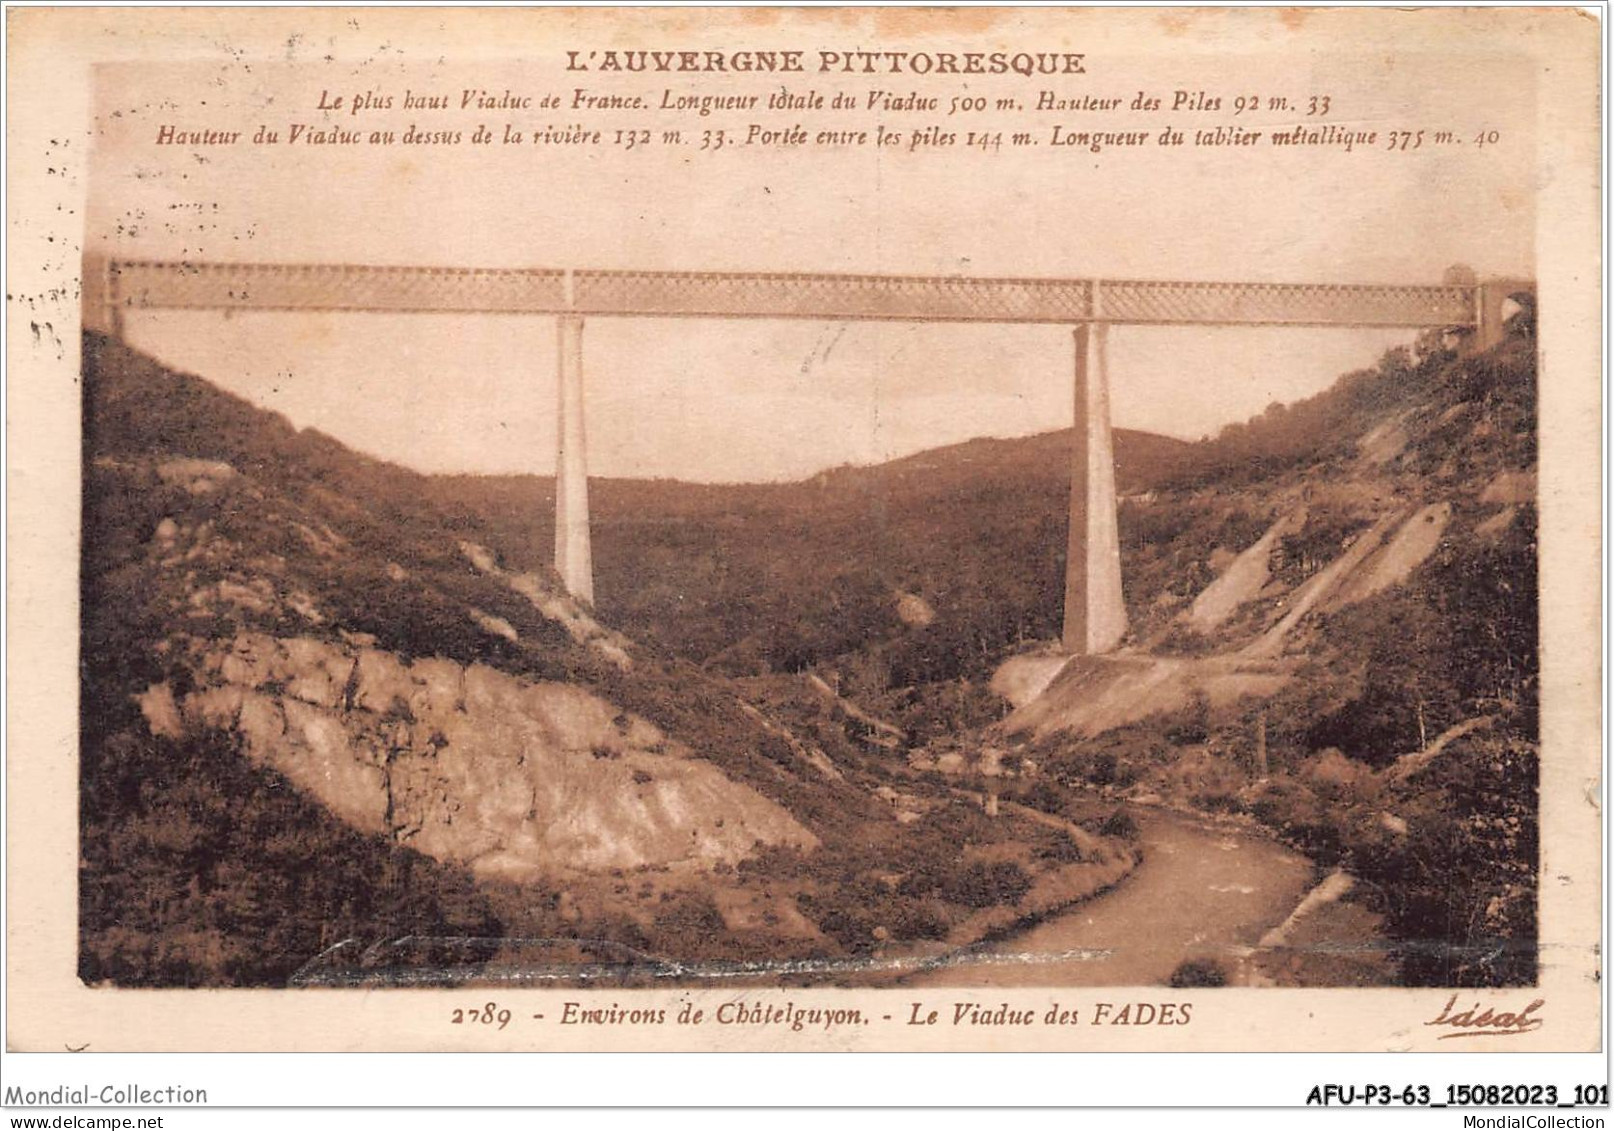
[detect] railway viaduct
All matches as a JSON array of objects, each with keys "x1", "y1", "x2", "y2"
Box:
[{"x1": 93, "y1": 258, "x2": 1531, "y2": 654}]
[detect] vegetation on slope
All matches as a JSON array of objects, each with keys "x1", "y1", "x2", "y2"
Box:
[
  {"x1": 79, "y1": 332, "x2": 1128, "y2": 986},
  {"x1": 426, "y1": 315, "x2": 1541, "y2": 987},
  {"x1": 1024, "y1": 325, "x2": 1541, "y2": 986}
]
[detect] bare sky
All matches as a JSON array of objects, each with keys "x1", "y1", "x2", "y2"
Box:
[{"x1": 88, "y1": 19, "x2": 1536, "y2": 482}]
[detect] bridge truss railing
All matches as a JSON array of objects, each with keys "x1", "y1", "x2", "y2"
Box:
[
  {"x1": 95, "y1": 257, "x2": 1524, "y2": 654},
  {"x1": 102, "y1": 259, "x2": 1481, "y2": 329}
]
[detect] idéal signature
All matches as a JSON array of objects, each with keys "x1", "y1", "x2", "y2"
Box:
[{"x1": 1424, "y1": 994, "x2": 1545, "y2": 1039}]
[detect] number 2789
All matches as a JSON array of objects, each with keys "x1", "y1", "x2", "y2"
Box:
[{"x1": 451, "y1": 1002, "x2": 512, "y2": 1030}]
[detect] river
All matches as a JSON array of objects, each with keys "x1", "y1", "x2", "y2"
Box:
[{"x1": 910, "y1": 808, "x2": 1328, "y2": 987}]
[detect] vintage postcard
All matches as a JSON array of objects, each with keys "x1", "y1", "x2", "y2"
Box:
[{"x1": 5, "y1": 5, "x2": 1603, "y2": 1058}]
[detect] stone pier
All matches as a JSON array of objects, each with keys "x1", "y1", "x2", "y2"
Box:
[
  {"x1": 553, "y1": 312, "x2": 594, "y2": 605},
  {"x1": 1062, "y1": 318, "x2": 1127, "y2": 654}
]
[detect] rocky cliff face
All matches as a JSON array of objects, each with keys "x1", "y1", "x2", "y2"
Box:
[
  {"x1": 141, "y1": 631, "x2": 815, "y2": 881},
  {"x1": 964, "y1": 330, "x2": 1541, "y2": 987},
  {"x1": 76, "y1": 330, "x2": 1141, "y2": 987},
  {"x1": 82, "y1": 331, "x2": 845, "y2": 889},
  {"x1": 993, "y1": 327, "x2": 1531, "y2": 748}
]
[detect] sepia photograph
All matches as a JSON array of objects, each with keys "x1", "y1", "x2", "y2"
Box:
[
  {"x1": 78, "y1": 260, "x2": 1542, "y2": 995},
  {"x1": 5, "y1": 3, "x2": 1602, "y2": 1078}
]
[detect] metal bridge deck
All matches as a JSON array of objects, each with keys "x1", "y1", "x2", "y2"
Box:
[{"x1": 105, "y1": 260, "x2": 1479, "y2": 328}]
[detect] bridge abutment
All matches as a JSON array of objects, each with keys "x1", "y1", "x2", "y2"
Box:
[{"x1": 1473, "y1": 278, "x2": 1537, "y2": 352}]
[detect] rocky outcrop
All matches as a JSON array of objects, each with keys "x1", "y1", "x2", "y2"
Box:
[
  {"x1": 1000, "y1": 653, "x2": 1293, "y2": 740},
  {"x1": 1326, "y1": 502, "x2": 1451, "y2": 609},
  {"x1": 1481, "y1": 468, "x2": 1536, "y2": 506},
  {"x1": 155, "y1": 457, "x2": 238, "y2": 494},
  {"x1": 998, "y1": 495, "x2": 1454, "y2": 739},
  {"x1": 1181, "y1": 509, "x2": 1303, "y2": 633},
  {"x1": 1240, "y1": 511, "x2": 1402, "y2": 660},
  {"x1": 141, "y1": 632, "x2": 816, "y2": 880},
  {"x1": 459, "y1": 541, "x2": 634, "y2": 671},
  {"x1": 990, "y1": 652, "x2": 1074, "y2": 709},
  {"x1": 894, "y1": 590, "x2": 937, "y2": 628}
]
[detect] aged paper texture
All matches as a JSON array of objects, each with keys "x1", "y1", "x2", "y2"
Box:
[{"x1": 6, "y1": 6, "x2": 1602, "y2": 1053}]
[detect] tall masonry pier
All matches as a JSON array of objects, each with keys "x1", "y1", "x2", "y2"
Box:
[
  {"x1": 1064, "y1": 313, "x2": 1127, "y2": 654},
  {"x1": 553, "y1": 272, "x2": 594, "y2": 605},
  {"x1": 94, "y1": 258, "x2": 1520, "y2": 654}
]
